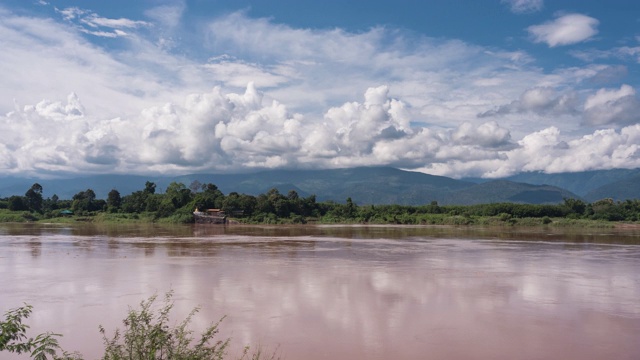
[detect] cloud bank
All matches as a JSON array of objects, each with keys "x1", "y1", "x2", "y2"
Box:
[{"x1": 3, "y1": 85, "x2": 640, "y2": 179}]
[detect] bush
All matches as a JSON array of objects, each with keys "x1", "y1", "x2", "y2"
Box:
[
  {"x1": 0, "y1": 304, "x2": 80, "y2": 360},
  {"x1": 100, "y1": 292, "x2": 229, "y2": 360},
  {"x1": 1, "y1": 292, "x2": 279, "y2": 360}
]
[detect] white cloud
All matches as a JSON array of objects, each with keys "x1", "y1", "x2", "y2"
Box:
[
  {"x1": 56, "y1": 7, "x2": 86, "y2": 21},
  {"x1": 56, "y1": 6, "x2": 149, "y2": 39},
  {"x1": 583, "y1": 85, "x2": 640, "y2": 126},
  {"x1": 502, "y1": 0, "x2": 543, "y2": 14},
  {"x1": 144, "y1": 2, "x2": 185, "y2": 29},
  {"x1": 80, "y1": 28, "x2": 129, "y2": 38},
  {"x1": 0, "y1": 7, "x2": 223, "y2": 118},
  {"x1": 528, "y1": 14, "x2": 599, "y2": 47},
  {"x1": 0, "y1": 86, "x2": 511, "y2": 175},
  {"x1": 571, "y1": 46, "x2": 640, "y2": 64},
  {"x1": 479, "y1": 87, "x2": 577, "y2": 117},
  {"x1": 451, "y1": 122, "x2": 511, "y2": 147},
  {"x1": 207, "y1": 11, "x2": 384, "y2": 63},
  {"x1": 80, "y1": 14, "x2": 149, "y2": 29},
  {"x1": 3, "y1": 85, "x2": 640, "y2": 179},
  {"x1": 203, "y1": 60, "x2": 291, "y2": 88},
  {"x1": 420, "y1": 124, "x2": 640, "y2": 178}
]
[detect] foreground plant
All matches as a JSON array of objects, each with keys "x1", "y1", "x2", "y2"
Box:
[
  {"x1": 100, "y1": 291, "x2": 230, "y2": 360},
  {"x1": 0, "y1": 304, "x2": 80, "y2": 360},
  {"x1": 1, "y1": 292, "x2": 278, "y2": 360}
]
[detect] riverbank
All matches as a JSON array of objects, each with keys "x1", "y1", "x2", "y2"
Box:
[{"x1": 2, "y1": 208, "x2": 634, "y2": 229}]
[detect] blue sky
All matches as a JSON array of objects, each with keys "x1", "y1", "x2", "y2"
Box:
[{"x1": 1, "y1": 0, "x2": 640, "y2": 178}]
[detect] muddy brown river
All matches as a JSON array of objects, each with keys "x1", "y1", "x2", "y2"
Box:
[{"x1": 1, "y1": 223, "x2": 640, "y2": 359}]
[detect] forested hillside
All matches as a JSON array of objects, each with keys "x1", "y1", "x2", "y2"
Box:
[{"x1": 1, "y1": 166, "x2": 639, "y2": 206}]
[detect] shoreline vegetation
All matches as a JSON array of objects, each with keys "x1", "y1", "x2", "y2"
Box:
[{"x1": 1, "y1": 181, "x2": 639, "y2": 228}]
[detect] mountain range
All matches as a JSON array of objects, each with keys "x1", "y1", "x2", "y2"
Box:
[{"x1": 1, "y1": 167, "x2": 639, "y2": 206}]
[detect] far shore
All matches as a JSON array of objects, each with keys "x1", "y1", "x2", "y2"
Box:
[{"x1": 3, "y1": 214, "x2": 640, "y2": 230}]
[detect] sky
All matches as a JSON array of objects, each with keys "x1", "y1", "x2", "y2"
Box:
[{"x1": 1, "y1": 0, "x2": 640, "y2": 179}]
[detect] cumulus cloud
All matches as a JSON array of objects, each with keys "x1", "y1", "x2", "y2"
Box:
[
  {"x1": 583, "y1": 85, "x2": 640, "y2": 126},
  {"x1": 0, "y1": 86, "x2": 514, "y2": 176},
  {"x1": 318, "y1": 86, "x2": 411, "y2": 156},
  {"x1": 3, "y1": 84, "x2": 640, "y2": 179},
  {"x1": 451, "y1": 122, "x2": 511, "y2": 147},
  {"x1": 0, "y1": 85, "x2": 303, "y2": 175},
  {"x1": 502, "y1": 0, "x2": 543, "y2": 14},
  {"x1": 420, "y1": 124, "x2": 640, "y2": 178},
  {"x1": 528, "y1": 14, "x2": 599, "y2": 47}
]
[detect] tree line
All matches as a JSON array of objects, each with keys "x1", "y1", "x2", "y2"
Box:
[{"x1": 1, "y1": 181, "x2": 640, "y2": 224}]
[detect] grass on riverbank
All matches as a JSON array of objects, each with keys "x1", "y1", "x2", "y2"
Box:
[
  {"x1": 0, "y1": 209, "x2": 30, "y2": 222},
  {"x1": 308, "y1": 213, "x2": 617, "y2": 228}
]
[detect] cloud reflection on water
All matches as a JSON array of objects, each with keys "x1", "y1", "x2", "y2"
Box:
[{"x1": 0, "y1": 224, "x2": 639, "y2": 359}]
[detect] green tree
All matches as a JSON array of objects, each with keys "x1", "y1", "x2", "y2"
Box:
[
  {"x1": 106, "y1": 189, "x2": 122, "y2": 212},
  {"x1": 24, "y1": 183, "x2": 43, "y2": 213},
  {"x1": 43, "y1": 194, "x2": 60, "y2": 212},
  {"x1": 121, "y1": 191, "x2": 147, "y2": 213},
  {"x1": 591, "y1": 198, "x2": 624, "y2": 221},
  {"x1": 300, "y1": 194, "x2": 319, "y2": 217},
  {"x1": 563, "y1": 198, "x2": 586, "y2": 217},
  {"x1": 8, "y1": 196, "x2": 28, "y2": 211},
  {"x1": 193, "y1": 183, "x2": 225, "y2": 211},
  {"x1": 287, "y1": 190, "x2": 299, "y2": 201},
  {"x1": 164, "y1": 182, "x2": 193, "y2": 209},
  {"x1": 144, "y1": 181, "x2": 156, "y2": 195},
  {"x1": 345, "y1": 197, "x2": 357, "y2": 218},
  {"x1": 72, "y1": 189, "x2": 98, "y2": 213},
  {"x1": 222, "y1": 193, "x2": 256, "y2": 217}
]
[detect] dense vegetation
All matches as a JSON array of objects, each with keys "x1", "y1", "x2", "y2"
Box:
[
  {"x1": 0, "y1": 292, "x2": 276, "y2": 360},
  {"x1": 1, "y1": 181, "x2": 640, "y2": 225}
]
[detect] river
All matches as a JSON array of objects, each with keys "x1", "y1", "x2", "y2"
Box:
[{"x1": 1, "y1": 223, "x2": 640, "y2": 359}]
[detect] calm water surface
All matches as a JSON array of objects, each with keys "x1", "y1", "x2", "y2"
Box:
[{"x1": 1, "y1": 223, "x2": 640, "y2": 359}]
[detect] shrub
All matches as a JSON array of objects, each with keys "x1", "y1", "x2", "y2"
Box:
[
  {"x1": 0, "y1": 304, "x2": 80, "y2": 360},
  {"x1": 100, "y1": 292, "x2": 229, "y2": 360},
  {"x1": 1, "y1": 292, "x2": 279, "y2": 360}
]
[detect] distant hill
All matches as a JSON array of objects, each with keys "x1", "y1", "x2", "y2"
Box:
[
  {"x1": 0, "y1": 174, "x2": 158, "y2": 200},
  {"x1": 443, "y1": 180, "x2": 580, "y2": 205},
  {"x1": 1, "y1": 166, "x2": 638, "y2": 205},
  {"x1": 504, "y1": 169, "x2": 640, "y2": 197},
  {"x1": 168, "y1": 167, "x2": 475, "y2": 205},
  {"x1": 584, "y1": 174, "x2": 640, "y2": 202}
]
